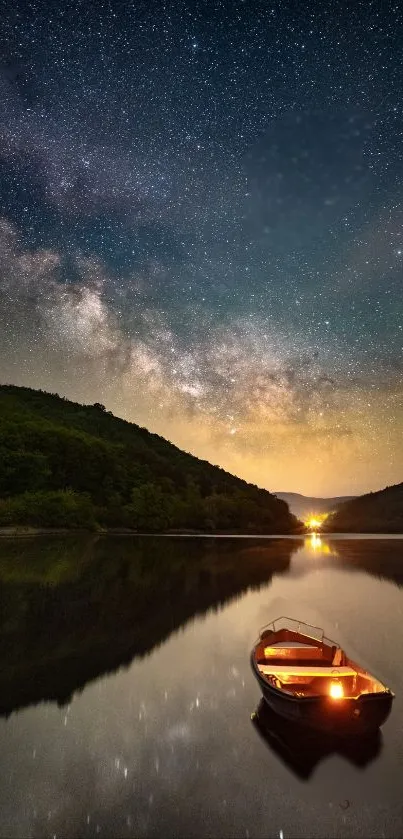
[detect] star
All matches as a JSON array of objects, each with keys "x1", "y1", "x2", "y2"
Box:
[{"x1": 0, "y1": 0, "x2": 401, "y2": 495}]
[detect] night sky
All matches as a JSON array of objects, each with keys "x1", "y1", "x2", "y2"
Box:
[{"x1": 0, "y1": 0, "x2": 402, "y2": 496}]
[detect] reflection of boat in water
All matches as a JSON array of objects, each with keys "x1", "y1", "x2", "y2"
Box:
[
  {"x1": 251, "y1": 699, "x2": 382, "y2": 780},
  {"x1": 250, "y1": 617, "x2": 394, "y2": 735}
]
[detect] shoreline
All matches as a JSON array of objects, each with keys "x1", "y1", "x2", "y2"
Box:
[
  {"x1": 0, "y1": 526, "x2": 302, "y2": 538},
  {"x1": 0, "y1": 527, "x2": 403, "y2": 539}
]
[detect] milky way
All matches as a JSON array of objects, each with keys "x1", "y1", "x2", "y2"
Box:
[{"x1": 0, "y1": 0, "x2": 402, "y2": 494}]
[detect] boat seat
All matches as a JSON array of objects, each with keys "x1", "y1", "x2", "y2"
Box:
[
  {"x1": 264, "y1": 644, "x2": 326, "y2": 662},
  {"x1": 259, "y1": 665, "x2": 356, "y2": 677}
]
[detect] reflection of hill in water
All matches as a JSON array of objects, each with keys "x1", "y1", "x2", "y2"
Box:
[
  {"x1": 0, "y1": 536, "x2": 296, "y2": 717},
  {"x1": 299, "y1": 537, "x2": 403, "y2": 588},
  {"x1": 1, "y1": 535, "x2": 402, "y2": 717}
]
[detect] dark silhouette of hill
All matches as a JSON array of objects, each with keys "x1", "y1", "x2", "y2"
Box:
[
  {"x1": 0, "y1": 535, "x2": 297, "y2": 716},
  {"x1": 275, "y1": 492, "x2": 355, "y2": 519},
  {"x1": 0, "y1": 384, "x2": 299, "y2": 533},
  {"x1": 325, "y1": 484, "x2": 403, "y2": 533}
]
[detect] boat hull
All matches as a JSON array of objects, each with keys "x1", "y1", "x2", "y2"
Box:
[{"x1": 251, "y1": 653, "x2": 393, "y2": 735}]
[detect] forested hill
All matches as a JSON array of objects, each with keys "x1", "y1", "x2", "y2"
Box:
[
  {"x1": 0, "y1": 385, "x2": 299, "y2": 533},
  {"x1": 325, "y1": 483, "x2": 403, "y2": 533}
]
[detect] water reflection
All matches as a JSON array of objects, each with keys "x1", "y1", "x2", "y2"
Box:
[
  {"x1": 300, "y1": 534, "x2": 403, "y2": 585},
  {"x1": 306, "y1": 533, "x2": 338, "y2": 555},
  {"x1": 251, "y1": 698, "x2": 382, "y2": 780},
  {"x1": 0, "y1": 533, "x2": 402, "y2": 718},
  {"x1": 0, "y1": 535, "x2": 296, "y2": 716},
  {"x1": 0, "y1": 534, "x2": 403, "y2": 837}
]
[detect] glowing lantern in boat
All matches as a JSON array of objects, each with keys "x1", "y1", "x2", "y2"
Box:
[{"x1": 329, "y1": 681, "x2": 344, "y2": 699}]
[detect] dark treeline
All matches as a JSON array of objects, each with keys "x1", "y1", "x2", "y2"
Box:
[
  {"x1": 325, "y1": 483, "x2": 403, "y2": 533},
  {"x1": 0, "y1": 385, "x2": 300, "y2": 533}
]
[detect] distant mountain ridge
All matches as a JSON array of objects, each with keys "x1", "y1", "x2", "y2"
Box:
[
  {"x1": 325, "y1": 483, "x2": 403, "y2": 533},
  {"x1": 275, "y1": 492, "x2": 356, "y2": 519}
]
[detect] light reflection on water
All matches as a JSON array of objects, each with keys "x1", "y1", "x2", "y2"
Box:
[{"x1": 0, "y1": 534, "x2": 402, "y2": 838}]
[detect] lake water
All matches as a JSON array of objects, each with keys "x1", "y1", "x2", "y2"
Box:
[{"x1": 0, "y1": 533, "x2": 402, "y2": 838}]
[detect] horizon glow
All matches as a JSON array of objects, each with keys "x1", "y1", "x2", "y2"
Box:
[{"x1": 0, "y1": 1, "x2": 402, "y2": 496}]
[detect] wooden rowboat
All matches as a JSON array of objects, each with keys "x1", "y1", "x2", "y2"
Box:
[{"x1": 250, "y1": 617, "x2": 394, "y2": 735}]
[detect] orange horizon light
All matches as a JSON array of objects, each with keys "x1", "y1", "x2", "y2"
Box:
[
  {"x1": 305, "y1": 511, "x2": 329, "y2": 531},
  {"x1": 306, "y1": 516, "x2": 322, "y2": 530}
]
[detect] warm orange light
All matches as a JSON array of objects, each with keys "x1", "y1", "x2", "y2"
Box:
[
  {"x1": 305, "y1": 512, "x2": 329, "y2": 531},
  {"x1": 307, "y1": 517, "x2": 322, "y2": 530},
  {"x1": 329, "y1": 681, "x2": 344, "y2": 699},
  {"x1": 305, "y1": 533, "x2": 338, "y2": 556},
  {"x1": 310, "y1": 532, "x2": 322, "y2": 550},
  {"x1": 264, "y1": 646, "x2": 282, "y2": 658}
]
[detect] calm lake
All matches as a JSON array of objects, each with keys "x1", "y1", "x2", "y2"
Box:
[{"x1": 0, "y1": 534, "x2": 402, "y2": 838}]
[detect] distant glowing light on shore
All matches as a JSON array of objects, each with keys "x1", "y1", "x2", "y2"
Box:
[{"x1": 305, "y1": 512, "x2": 329, "y2": 531}]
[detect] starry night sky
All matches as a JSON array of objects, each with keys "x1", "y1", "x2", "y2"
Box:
[{"x1": 0, "y1": 0, "x2": 402, "y2": 496}]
